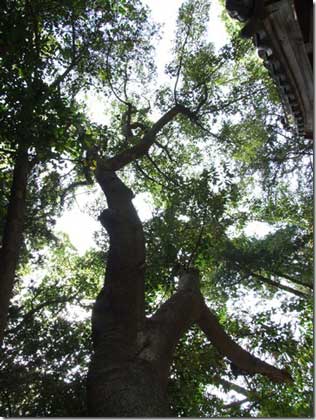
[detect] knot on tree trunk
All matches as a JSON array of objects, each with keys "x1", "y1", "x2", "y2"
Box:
[{"x1": 99, "y1": 208, "x2": 118, "y2": 230}]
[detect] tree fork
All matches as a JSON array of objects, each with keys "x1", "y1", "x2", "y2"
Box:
[
  {"x1": 147, "y1": 268, "x2": 292, "y2": 385},
  {"x1": 87, "y1": 170, "x2": 292, "y2": 417}
]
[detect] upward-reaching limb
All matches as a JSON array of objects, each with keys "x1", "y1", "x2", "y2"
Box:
[{"x1": 142, "y1": 268, "x2": 292, "y2": 385}]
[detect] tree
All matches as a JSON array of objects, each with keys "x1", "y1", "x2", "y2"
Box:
[
  {"x1": 85, "y1": 119, "x2": 291, "y2": 415},
  {"x1": 0, "y1": 0, "x2": 312, "y2": 416}
]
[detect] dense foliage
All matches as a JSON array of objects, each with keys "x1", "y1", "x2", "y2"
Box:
[{"x1": 0, "y1": 0, "x2": 313, "y2": 417}]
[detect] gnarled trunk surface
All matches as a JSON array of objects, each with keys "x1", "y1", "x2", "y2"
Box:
[{"x1": 87, "y1": 165, "x2": 292, "y2": 417}]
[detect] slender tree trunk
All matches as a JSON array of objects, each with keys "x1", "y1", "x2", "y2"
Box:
[
  {"x1": 0, "y1": 149, "x2": 30, "y2": 345},
  {"x1": 87, "y1": 168, "x2": 292, "y2": 417}
]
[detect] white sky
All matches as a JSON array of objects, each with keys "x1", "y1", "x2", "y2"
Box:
[{"x1": 55, "y1": 0, "x2": 271, "y2": 254}]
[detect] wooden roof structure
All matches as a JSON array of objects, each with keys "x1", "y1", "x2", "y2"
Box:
[{"x1": 225, "y1": 0, "x2": 314, "y2": 139}]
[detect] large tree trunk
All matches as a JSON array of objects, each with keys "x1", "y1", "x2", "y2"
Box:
[
  {"x1": 87, "y1": 170, "x2": 197, "y2": 416},
  {"x1": 87, "y1": 166, "x2": 292, "y2": 417},
  {"x1": 0, "y1": 149, "x2": 30, "y2": 345},
  {"x1": 86, "y1": 170, "x2": 165, "y2": 416}
]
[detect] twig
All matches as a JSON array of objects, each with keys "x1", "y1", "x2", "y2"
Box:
[
  {"x1": 105, "y1": 35, "x2": 129, "y2": 105},
  {"x1": 154, "y1": 140, "x2": 175, "y2": 162},
  {"x1": 174, "y1": 22, "x2": 192, "y2": 104},
  {"x1": 7, "y1": 295, "x2": 78, "y2": 334},
  {"x1": 60, "y1": 180, "x2": 93, "y2": 206},
  {"x1": 146, "y1": 155, "x2": 179, "y2": 187}
]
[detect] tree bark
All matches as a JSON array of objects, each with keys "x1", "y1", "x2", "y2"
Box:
[
  {"x1": 87, "y1": 170, "x2": 166, "y2": 416},
  {"x1": 87, "y1": 169, "x2": 292, "y2": 417},
  {"x1": 0, "y1": 149, "x2": 30, "y2": 345}
]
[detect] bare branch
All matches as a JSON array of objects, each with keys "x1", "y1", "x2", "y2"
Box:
[
  {"x1": 223, "y1": 398, "x2": 249, "y2": 409},
  {"x1": 134, "y1": 161, "x2": 176, "y2": 192},
  {"x1": 212, "y1": 88, "x2": 266, "y2": 113},
  {"x1": 174, "y1": 23, "x2": 192, "y2": 104},
  {"x1": 186, "y1": 209, "x2": 207, "y2": 268},
  {"x1": 272, "y1": 270, "x2": 313, "y2": 290},
  {"x1": 123, "y1": 62, "x2": 130, "y2": 102},
  {"x1": 195, "y1": 83, "x2": 209, "y2": 114},
  {"x1": 105, "y1": 36, "x2": 129, "y2": 106},
  {"x1": 154, "y1": 140, "x2": 175, "y2": 162},
  {"x1": 7, "y1": 295, "x2": 77, "y2": 334},
  {"x1": 49, "y1": 50, "x2": 84, "y2": 90},
  {"x1": 71, "y1": 10, "x2": 76, "y2": 60}
]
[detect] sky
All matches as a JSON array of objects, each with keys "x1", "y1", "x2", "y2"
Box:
[{"x1": 55, "y1": 0, "x2": 272, "y2": 255}]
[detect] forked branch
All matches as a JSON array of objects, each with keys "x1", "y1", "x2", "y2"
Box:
[
  {"x1": 146, "y1": 269, "x2": 292, "y2": 385},
  {"x1": 96, "y1": 103, "x2": 197, "y2": 172}
]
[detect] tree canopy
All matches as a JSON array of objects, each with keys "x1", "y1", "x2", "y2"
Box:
[{"x1": 0, "y1": 0, "x2": 313, "y2": 417}]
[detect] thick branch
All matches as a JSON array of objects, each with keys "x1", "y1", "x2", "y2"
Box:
[
  {"x1": 139, "y1": 269, "x2": 203, "y2": 385},
  {"x1": 142, "y1": 268, "x2": 292, "y2": 386},
  {"x1": 97, "y1": 104, "x2": 197, "y2": 172},
  {"x1": 197, "y1": 303, "x2": 292, "y2": 384}
]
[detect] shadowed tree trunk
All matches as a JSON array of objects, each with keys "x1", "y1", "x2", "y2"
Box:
[
  {"x1": 87, "y1": 167, "x2": 292, "y2": 417},
  {"x1": 0, "y1": 149, "x2": 30, "y2": 345}
]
